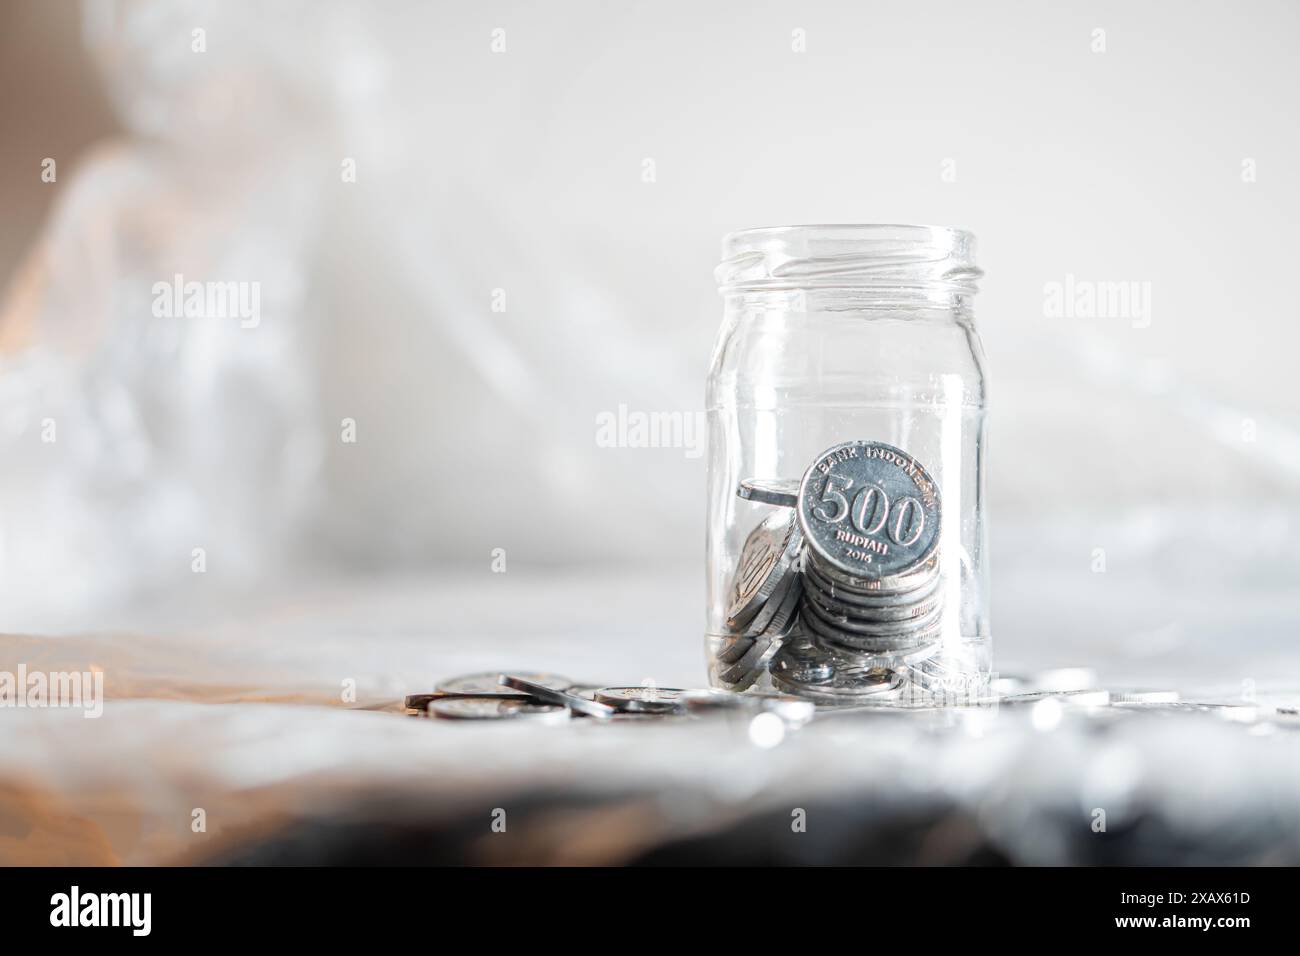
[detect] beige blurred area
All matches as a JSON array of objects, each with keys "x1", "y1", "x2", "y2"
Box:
[{"x1": 0, "y1": 1, "x2": 119, "y2": 295}]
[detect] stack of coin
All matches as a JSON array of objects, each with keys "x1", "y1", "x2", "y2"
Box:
[
  {"x1": 797, "y1": 555, "x2": 942, "y2": 657},
  {"x1": 768, "y1": 630, "x2": 908, "y2": 702},
  {"x1": 713, "y1": 509, "x2": 804, "y2": 691},
  {"x1": 735, "y1": 440, "x2": 947, "y2": 700}
]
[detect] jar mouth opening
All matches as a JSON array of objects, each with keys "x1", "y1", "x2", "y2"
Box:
[{"x1": 717, "y1": 224, "x2": 981, "y2": 296}]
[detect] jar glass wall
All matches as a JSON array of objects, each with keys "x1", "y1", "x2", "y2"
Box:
[{"x1": 705, "y1": 225, "x2": 991, "y2": 704}]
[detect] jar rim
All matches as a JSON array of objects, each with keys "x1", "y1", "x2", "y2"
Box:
[
  {"x1": 723, "y1": 223, "x2": 975, "y2": 245},
  {"x1": 717, "y1": 223, "x2": 981, "y2": 296}
]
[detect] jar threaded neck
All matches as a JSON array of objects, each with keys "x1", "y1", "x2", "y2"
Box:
[{"x1": 716, "y1": 224, "x2": 981, "y2": 299}]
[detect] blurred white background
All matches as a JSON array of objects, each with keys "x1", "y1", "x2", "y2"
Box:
[{"x1": 0, "y1": 0, "x2": 1297, "y2": 683}]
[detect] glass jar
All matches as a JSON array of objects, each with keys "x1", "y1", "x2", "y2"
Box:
[{"x1": 705, "y1": 225, "x2": 990, "y2": 705}]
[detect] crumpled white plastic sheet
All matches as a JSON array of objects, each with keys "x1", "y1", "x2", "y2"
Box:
[{"x1": 1, "y1": 0, "x2": 710, "y2": 628}]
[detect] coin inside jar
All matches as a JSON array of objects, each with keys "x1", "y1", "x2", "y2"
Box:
[
  {"x1": 800, "y1": 593, "x2": 944, "y2": 639},
  {"x1": 736, "y1": 477, "x2": 800, "y2": 508},
  {"x1": 717, "y1": 632, "x2": 785, "y2": 687},
  {"x1": 797, "y1": 441, "x2": 942, "y2": 581},
  {"x1": 801, "y1": 580, "x2": 943, "y2": 626},
  {"x1": 802, "y1": 556, "x2": 942, "y2": 607},
  {"x1": 726, "y1": 509, "x2": 803, "y2": 630},
  {"x1": 770, "y1": 656, "x2": 904, "y2": 703}
]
